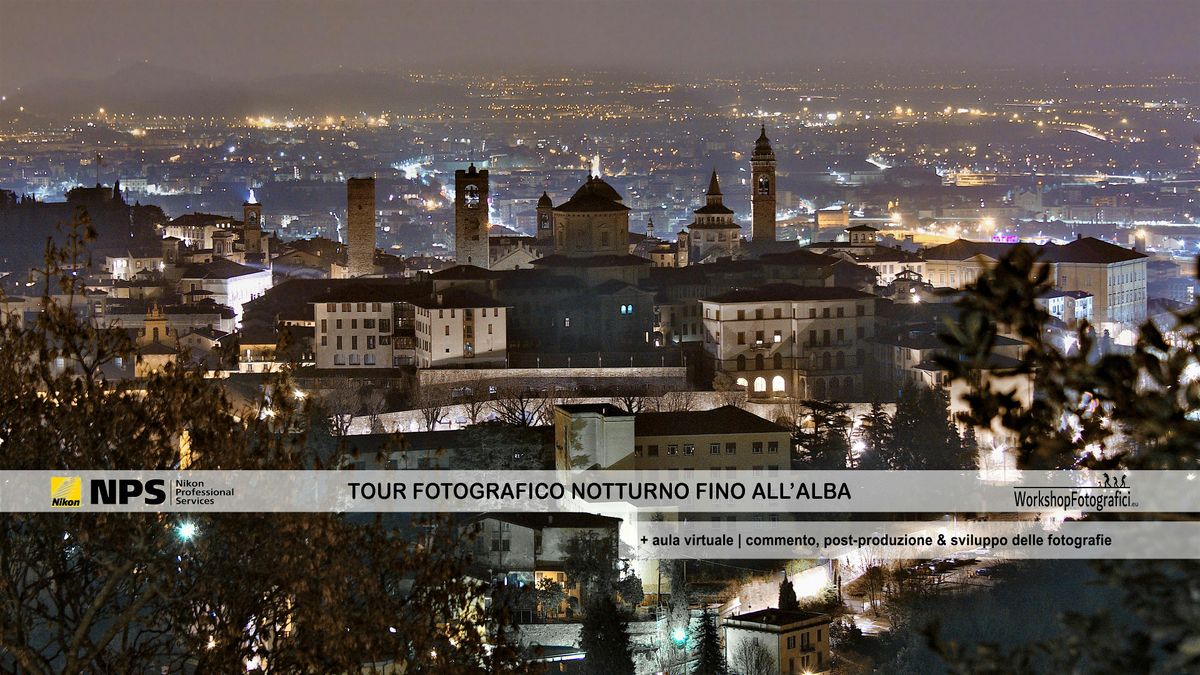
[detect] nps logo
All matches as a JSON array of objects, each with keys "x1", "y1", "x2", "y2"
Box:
[{"x1": 50, "y1": 476, "x2": 83, "y2": 508}]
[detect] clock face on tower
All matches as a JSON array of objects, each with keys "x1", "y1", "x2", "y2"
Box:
[
  {"x1": 464, "y1": 184, "x2": 480, "y2": 208},
  {"x1": 758, "y1": 174, "x2": 770, "y2": 195}
]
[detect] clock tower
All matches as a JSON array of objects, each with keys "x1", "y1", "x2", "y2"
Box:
[
  {"x1": 242, "y1": 190, "x2": 264, "y2": 261},
  {"x1": 751, "y1": 125, "x2": 777, "y2": 242},
  {"x1": 455, "y1": 163, "x2": 490, "y2": 268}
]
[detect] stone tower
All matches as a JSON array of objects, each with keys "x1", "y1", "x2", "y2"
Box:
[
  {"x1": 536, "y1": 191, "x2": 554, "y2": 246},
  {"x1": 347, "y1": 177, "x2": 376, "y2": 277},
  {"x1": 242, "y1": 190, "x2": 263, "y2": 261},
  {"x1": 751, "y1": 125, "x2": 777, "y2": 242},
  {"x1": 455, "y1": 163, "x2": 489, "y2": 267}
]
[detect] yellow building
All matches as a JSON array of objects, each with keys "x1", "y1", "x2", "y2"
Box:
[{"x1": 723, "y1": 608, "x2": 833, "y2": 675}]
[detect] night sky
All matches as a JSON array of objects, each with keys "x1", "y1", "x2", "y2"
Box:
[{"x1": 3, "y1": 0, "x2": 1198, "y2": 86}]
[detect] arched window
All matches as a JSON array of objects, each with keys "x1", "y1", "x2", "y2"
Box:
[
  {"x1": 736, "y1": 355, "x2": 746, "y2": 371},
  {"x1": 755, "y1": 354, "x2": 765, "y2": 371},
  {"x1": 753, "y1": 377, "x2": 767, "y2": 393},
  {"x1": 773, "y1": 353, "x2": 783, "y2": 369},
  {"x1": 836, "y1": 351, "x2": 845, "y2": 369},
  {"x1": 812, "y1": 379, "x2": 826, "y2": 400},
  {"x1": 822, "y1": 352, "x2": 832, "y2": 370},
  {"x1": 735, "y1": 377, "x2": 749, "y2": 389},
  {"x1": 771, "y1": 375, "x2": 786, "y2": 393}
]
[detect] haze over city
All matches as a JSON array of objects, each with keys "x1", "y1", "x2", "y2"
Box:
[{"x1": 2, "y1": 2, "x2": 1199, "y2": 674}]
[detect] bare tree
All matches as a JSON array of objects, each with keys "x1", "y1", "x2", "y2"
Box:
[
  {"x1": 611, "y1": 383, "x2": 653, "y2": 414},
  {"x1": 358, "y1": 384, "x2": 388, "y2": 434},
  {"x1": 731, "y1": 638, "x2": 776, "y2": 675},
  {"x1": 490, "y1": 386, "x2": 547, "y2": 427},
  {"x1": 319, "y1": 376, "x2": 360, "y2": 436},
  {"x1": 459, "y1": 371, "x2": 492, "y2": 425},
  {"x1": 656, "y1": 389, "x2": 697, "y2": 413},
  {"x1": 414, "y1": 386, "x2": 449, "y2": 431}
]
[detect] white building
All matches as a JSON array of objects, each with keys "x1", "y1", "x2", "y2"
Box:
[
  {"x1": 701, "y1": 284, "x2": 876, "y2": 400},
  {"x1": 413, "y1": 288, "x2": 508, "y2": 368},
  {"x1": 176, "y1": 259, "x2": 271, "y2": 326}
]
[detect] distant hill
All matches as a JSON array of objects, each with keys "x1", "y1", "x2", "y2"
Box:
[{"x1": 16, "y1": 64, "x2": 467, "y2": 116}]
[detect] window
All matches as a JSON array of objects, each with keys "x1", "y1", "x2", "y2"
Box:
[
  {"x1": 753, "y1": 441, "x2": 763, "y2": 454},
  {"x1": 380, "y1": 319, "x2": 391, "y2": 333},
  {"x1": 364, "y1": 319, "x2": 375, "y2": 329},
  {"x1": 837, "y1": 306, "x2": 844, "y2": 318},
  {"x1": 768, "y1": 441, "x2": 779, "y2": 453},
  {"x1": 667, "y1": 444, "x2": 678, "y2": 456},
  {"x1": 320, "y1": 336, "x2": 327, "y2": 346},
  {"x1": 738, "y1": 332, "x2": 746, "y2": 345},
  {"x1": 336, "y1": 336, "x2": 343, "y2": 350},
  {"x1": 683, "y1": 444, "x2": 695, "y2": 455},
  {"x1": 774, "y1": 330, "x2": 782, "y2": 343},
  {"x1": 725, "y1": 442, "x2": 736, "y2": 454},
  {"x1": 444, "y1": 325, "x2": 450, "y2": 336},
  {"x1": 367, "y1": 336, "x2": 376, "y2": 349},
  {"x1": 351, "y1": 336, "x2": 358, "y2": 350},
  {"x1": 336, "y1": 319, "x2": 343, "y2": 330},
  {"x1": 357, "y1": 303, "x2": 366, "y2": 312},
  {"x1": 648, "y1": 445, "x2": 659, "y2": 457},
  {"x1": 326, "y1": 303, "x2": 336, "y2": 312},
  {"x1": 372, "y1": 303, "x2": 381, "y2": 312},
  {"x1": 341, "y1": 303, "x2": 351, "y2": 312},
  {"x1": 320, "y1": 319, "x2": 327, "y2": 332},
  {"x1": 634, "y1": 445, "x2": 643, "y2": 457},
  {"x1": 351, "y1": 319, "x2": 358, "y2": 329},
  {"x1": 709, "y1": 443, "x2": 720, "y2": 455},
  {"x1": 774, "y1": 308, "x2": 782, "y2": 319},
  {"x1": 333, "y1": 354, "x2": 345, "y2": 365},
  {"x1": 364, "y1": 354, "x2": 376, "y2": 366}
]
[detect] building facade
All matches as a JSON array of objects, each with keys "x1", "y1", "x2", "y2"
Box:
[{"x1": 701, "y1": 284, "x2": 876, "y2": 400}]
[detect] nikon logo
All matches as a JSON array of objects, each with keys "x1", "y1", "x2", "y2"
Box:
[{"x1": 51, "y1": 476, "x2": 82, "y2": 508}]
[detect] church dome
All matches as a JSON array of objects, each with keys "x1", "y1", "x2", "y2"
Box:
[{"x1": 556, "y1": 175, "x2": 629, "y2": 213}]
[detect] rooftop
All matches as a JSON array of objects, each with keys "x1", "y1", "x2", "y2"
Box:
[
  {"x1": 727, "y1": 608, "x2": 830, "y2": 628},
  {"x1": 703, "y1": 283, "x2": 874, "y2": 304},
  {"x1": 635, "y1": 405, "x2": 788, "y2": 437}
]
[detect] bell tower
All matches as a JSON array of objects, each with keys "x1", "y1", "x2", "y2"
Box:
[
  {"x1": 242, "y1": 190, "x2": 263, "y2": 260},
  {"x1": 536, "y1": 191, "x2": 554, "y2": 247},
  {"x1": 751, "y1": 125, "x2": 777, "y2": 242},
  {"x1": 455, "y1": 163, "x2": 490, "y2": 267}
]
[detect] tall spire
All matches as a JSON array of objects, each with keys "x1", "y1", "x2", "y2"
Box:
[{"x1": 707, "y1": 169, "x2": 722, "y2": 196}]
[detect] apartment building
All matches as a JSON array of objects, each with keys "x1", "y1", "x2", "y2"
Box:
[
  {"x1": 700, "y1": 284, "x2": 876, "y2": 401},
  {"x1": 723, "y1": 609, "x2": 833, "y2": 675},
  {"x1": 413, "y1": 288, "x2": 508, "y2": 368},
  {"x1": 924, "y1": 237, "x2": 1146, "y2": 338},
  {"x1": 313, "y1": 285, "x2": 420, "y2": 369},
  {"x1": 553, "y1": 404, "x2": 792, "y2": 472}
]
